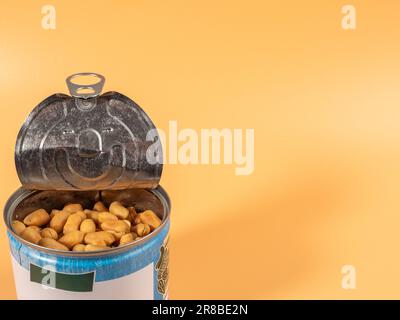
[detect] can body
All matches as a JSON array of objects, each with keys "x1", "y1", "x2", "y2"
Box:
[{"x1": 5, "y1": 187, "x2": 170, "y2": 300}]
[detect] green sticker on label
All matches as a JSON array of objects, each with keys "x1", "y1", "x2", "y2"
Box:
[{"x1": 30, "y1": 264, "x2": 95, "y2": 292}]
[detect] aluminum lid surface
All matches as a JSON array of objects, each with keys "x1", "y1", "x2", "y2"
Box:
[{"x1": 15, "y1": 73, "x2": 163, "y2": 191}]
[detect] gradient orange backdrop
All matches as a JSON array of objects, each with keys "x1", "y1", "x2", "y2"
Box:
[{"x1": 1, "y1": 0, "x2": 400, "y2": 299}]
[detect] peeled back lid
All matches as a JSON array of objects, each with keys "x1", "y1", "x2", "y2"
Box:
[{"x1": 15, "y1": 73, "x2": 163, "y2": 191}]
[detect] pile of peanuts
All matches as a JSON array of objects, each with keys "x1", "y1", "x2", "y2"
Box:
[{"x1": 11, "y1": 201, "x2": 162, "y2": 252}]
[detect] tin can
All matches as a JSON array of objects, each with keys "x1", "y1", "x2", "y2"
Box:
[{"x1": 4, "y1": 73, "x2": 170, "y2": 300}]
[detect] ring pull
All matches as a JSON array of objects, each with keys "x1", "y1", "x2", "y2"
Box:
[{"x1": 66, "y1": 73, "x2": 105, "y2": 99}]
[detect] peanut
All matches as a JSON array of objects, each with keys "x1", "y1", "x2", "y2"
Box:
[
  {"x1": 106, "y1": 230, "x2": 125, "y2": 240},
  {"x1": 127, "y1": 207, "x2": 137, "y2": 222},
  {"x1": 98, "y1": 212, "x2": 118, "y2": 224},
  {"x1": 93, "y1": 201, "x2": 108, "y2": 212},
  {"x1": 101, "y1": 220, "x2": 130, "y2": 234},
  {"x1": 75, "y1": 210, "x2": 87, "y2": 220},
  {"x1": 50, "y1": 209, "x2": 60, "y2": 219},
  {"x1": 28, "y1": 225, "x2": 41, "y2": 233},
  {"x1": 63, "y1": 203, "x2": 83, "y2": 213},
  {"x1": 23, "y1": 209, "x2": 50, "y2": 227},
  {"x1": 58, "y1": 230, "x2": 85, "y2": 249},
  {"x1": 41, "y1": 227, "x2": 58, "y2": 240},
  {"x1": 132, "y1": 223, "x2": 151, "y2": 237},
  {"x1": 12, "y1": 220, "x2": 26, "y2": 235},
  {"x1": 72, "y1": 244, "x2": 86, "y2": 252},
  {"x1": 63, "y1": 213, "x2": 83, "y2": 234},
  {"x1": 109, "y1": 201, "x2": 129, "y2": 219},
  {"x1": 128, "y1": 206, "x2": 137, "y2": 215},
  {"x1": 84, "y1": 231, "x2": 115, "y2": 246},
  {"x1": 39, "y1": 238, "x2": 69, "y2": 251},
  {"x1": 80, "y1": 219, "x2": 96, "y2": 233},
  {"x1": 84, "y1": 210, "x2": 100, "y2": 224},
  {"x1": 50, "y1": 210, "x2": 71, "y2": 233},
  {"x1": 21, "y1": 226, "x2": 42, "y2": 244},
  {"x1": 119, "y1": 233, "x2": 137, "y2": 246},
  {"x1": 123, "y1": 220, "x2": 131, "y2": 229},
  {"x1": 136, "y1": 210, "x2": 162, "y2": 231},
  {"x1": 85, "y1": 244, "x2": 109, "y2": 252}
]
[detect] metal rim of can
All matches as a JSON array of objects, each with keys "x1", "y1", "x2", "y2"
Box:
[{"x1": 3, "y1": 186, "x2": 171, "y2": 257}]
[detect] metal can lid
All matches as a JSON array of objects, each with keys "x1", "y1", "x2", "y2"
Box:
[{"x1": 15, "y1": 73, "x2": 163, "y2": 191}]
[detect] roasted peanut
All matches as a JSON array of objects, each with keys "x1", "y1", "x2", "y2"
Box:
[
  {"x1": 106, "y1": 231, "x2": 124, "y2": 240},
  {"x1": 23, "y1": 209, "x2": 50, "y2": 227},
  {"x1": 98, "y1": 212, "x2": 118, "y2": 224},
  {"x1": 128, "y1": 206, "x2": 137, "y2": 215},
  {"x1": 93, "y1": 201, "x2": 108, "y2": 212},
  {"x1": 12, "y1": 220, "x2": 26, "y2": 235},
  {"x1": 63, "y1": 213, "x2": 83, "y2": 234},
  {"x1": 63, "y1": 203, "x2": 83, "y2": 213},
  {"x1": 72, "y1": 244, "x2": 86, "y2": 252},
  {"x1": 21, "y1": 226, "x2": 42, "y2": 244},
  {"x1": 101, "y1": 220, "x2": 130, "y2": 234},
  {"x1": 84, "y1": 210, "x2": 100, "y2": 224},
  {"x1": 80, "y1": 219, "x2": 96, "y2": 233},
  {"x1": 109, "y1": 201, "x2": 129, "y2": 219},
  {"x1": 28, "y1": 225, "x2": 41, "y2": 233},
  {"x1": 131, "y1": 223, "x2": 151, "y2": 237},
  {"x1": 41, "y1": 227, "x2": 58, "y2": 240},
  {"x1": 50, "y1": 210, "x2": 71, "y2": 233},
  {"x1": 127, "y1": 207, "x2": 137, "y2": 222},
  {"x1": 119, "y1": 233, "x2": 137, "y2": 246},
  {"x1": 50, "y1": 209, "x2": 60, "y2": 219},
  {"x1": 75, "y1": 210, "x2": 87, "y2": 220},
  {"x1": 85, "y1": 244, "x2": 109, "y2": 252},
  {"x1": 58, "y1": 230, "x2": 85, "y2": 249},
  {"x1": 39, "y1": 238, "x2": 69, "y2": 251},
  {"x1": 84, "y1": 231, "x2": 115, "y2": 246},
  {"x1": 136, "y1": 210, "x2": 161, "y2": 231}
]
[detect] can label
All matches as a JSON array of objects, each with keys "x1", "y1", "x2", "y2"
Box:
[
  {"x1": 11, "y1": 258, "x2": 154, "y2": 299},
  {"x1": 8, "y1": 220, "x2": 169, "y2": 300}
]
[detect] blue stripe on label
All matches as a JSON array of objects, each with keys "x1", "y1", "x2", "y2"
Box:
[
  {"x1": 8, "y1": 234, "x2": 22, "y2": 265},
  {"x1": 7, "y1": 220, "x2": 169, "y2": 285}
]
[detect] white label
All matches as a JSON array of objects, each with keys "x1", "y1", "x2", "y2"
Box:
[{"x1": 12, "y1": 257, "x2": 154, "y2": 300}]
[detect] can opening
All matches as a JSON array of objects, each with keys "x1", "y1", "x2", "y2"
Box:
[
  {"x1": 11, "y1": 189, "x2": 166, "y2": 223},
  {"x1": 5, "y1": 187, "x2": 170, "y2": 256}
]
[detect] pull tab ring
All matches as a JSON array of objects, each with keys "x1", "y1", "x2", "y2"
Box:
[{"x1": 66, "y1": 73, "x2": 105, "y2": 99}]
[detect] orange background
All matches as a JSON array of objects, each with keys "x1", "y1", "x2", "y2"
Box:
[{"x1": 1, "y1": 0, "x2": 400, "y2": 299}]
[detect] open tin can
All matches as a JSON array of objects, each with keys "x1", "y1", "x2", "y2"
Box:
[{"x1": 3, "y1": 73, "x2": 170, "y2": 299}]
